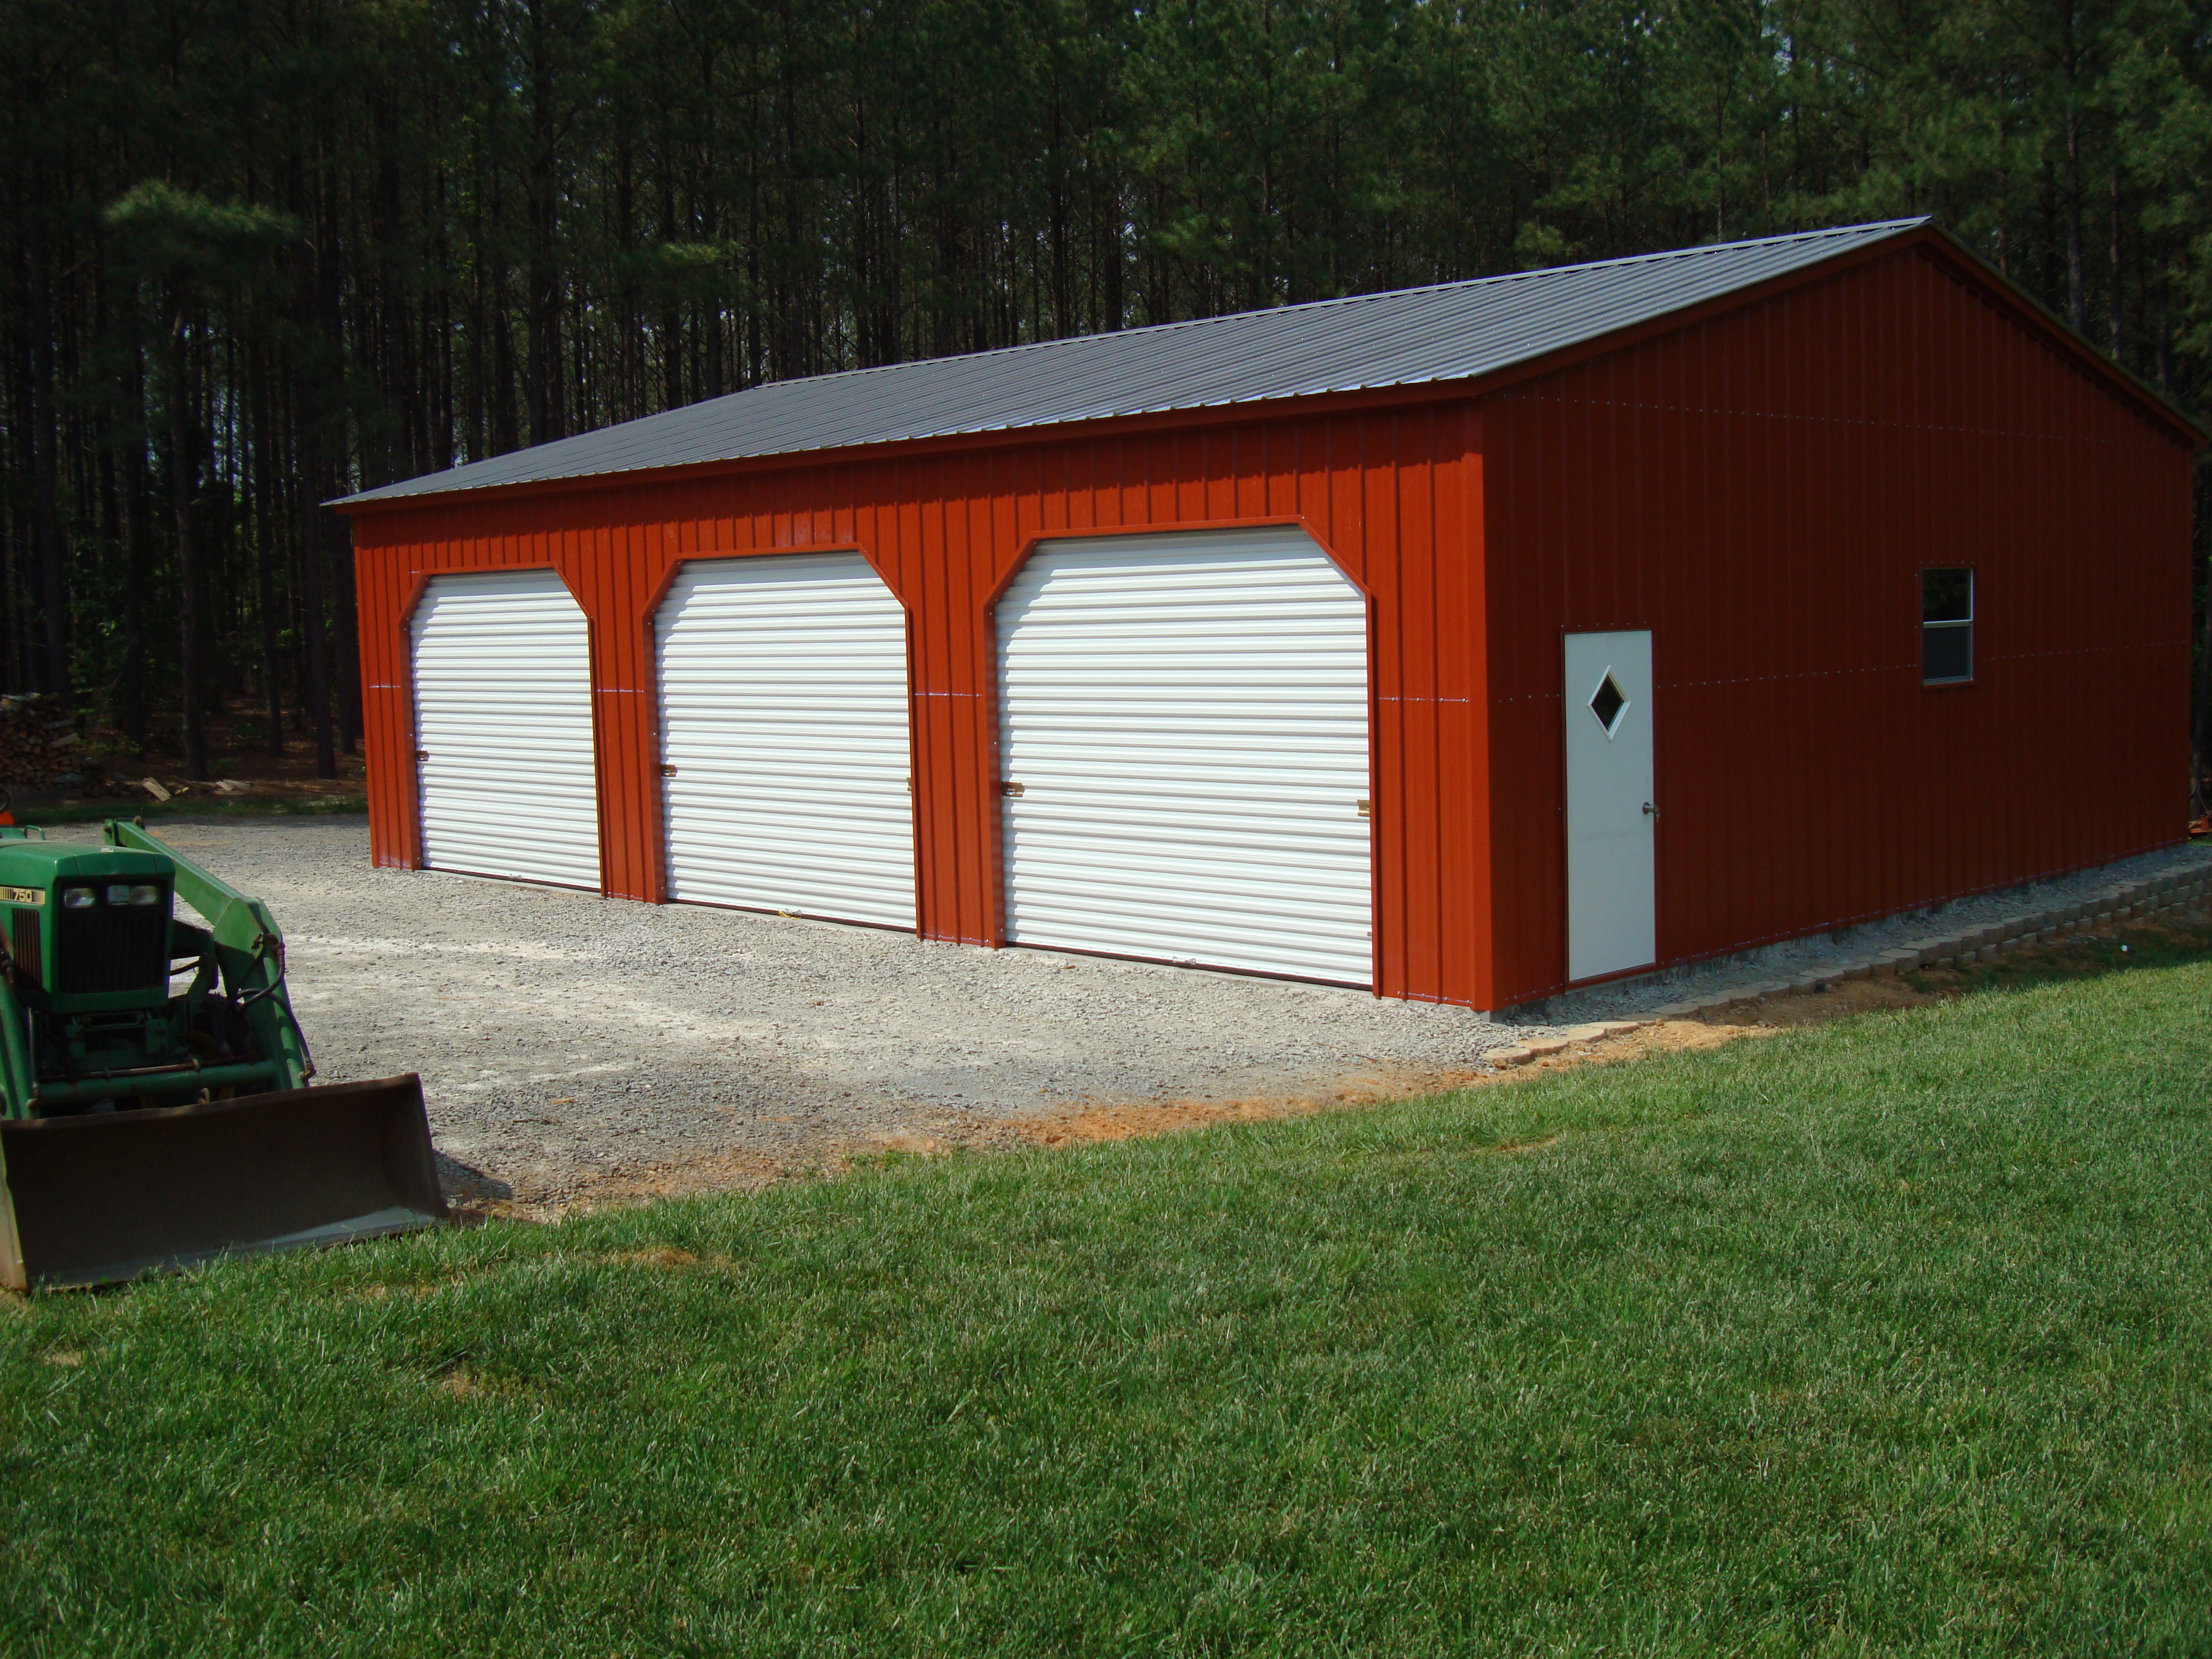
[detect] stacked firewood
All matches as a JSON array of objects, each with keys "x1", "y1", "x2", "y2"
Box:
[{"x1": 0, "y1": 695, "x2": 121, "y2": 794}]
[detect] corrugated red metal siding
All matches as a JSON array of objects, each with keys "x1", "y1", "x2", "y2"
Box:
[
  {"x1": 352, "y1": 404, "x2": 1495, "y2": 1005},
  {"x1": 1481, "y1": 244, "x2": 2194, "y2": 1006}
]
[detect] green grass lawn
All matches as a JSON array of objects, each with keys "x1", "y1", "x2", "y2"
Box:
[{"x1": 3, "y1": 951, "x2": 2210, "y2": 1656}]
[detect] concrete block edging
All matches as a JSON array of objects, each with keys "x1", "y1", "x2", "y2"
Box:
[{"x1": 1482, "y1": 864, "x2": 2212, "y2": 1068}]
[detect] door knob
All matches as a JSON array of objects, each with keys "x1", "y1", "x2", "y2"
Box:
[{"x1": 1642, "y1": 801, "x2": 1658, "y2": 816}]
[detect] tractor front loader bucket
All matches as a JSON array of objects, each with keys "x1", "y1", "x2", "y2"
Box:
[{"x1": 0, "y1": 1076, "x2": 448, "y2": 1291}]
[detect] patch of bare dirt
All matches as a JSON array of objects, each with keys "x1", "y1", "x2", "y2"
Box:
[
  {"x1": 1709, "y1": 975, "x2": 1945, "y2": 1027},
  {"x1": 613, "y1": 1247, "x2": 698, "y2": 1269},
  {"x1": 998, "y1": 1062, "x2": 1492, "y2": 1148}
]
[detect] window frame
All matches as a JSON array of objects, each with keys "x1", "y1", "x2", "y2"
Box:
[{"x1": 1920, "y1": 566, "x2": 1975, "y2": 687}]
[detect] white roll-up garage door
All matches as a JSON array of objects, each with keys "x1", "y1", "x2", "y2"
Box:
[
  {"x1": 409, "y1": 569, "x2": 602, "y2": 890},
  {"x1": 996, "y1": 526, "x2": 1372, "y2": 984},
  {"x1": 656, "y1": 552, "x2": 915, "y2": 928}
]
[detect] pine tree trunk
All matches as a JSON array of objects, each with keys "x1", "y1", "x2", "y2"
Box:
[
  {"x1": 331, "y1": 515, "x2": 361, "y2": 755},
  {"x1": 27, "y1": 217, "x2": 70, "y2": 701},
  {"x1": 169, "y1": 288, "x2": 209, "y2": 780},
  {"x1": 2063, "y1": 17, "x2": 2086, "y2": 333},
  {"x1": 251, "y1": 351, "x2": 285, "y2": 755},
  {"x1": 525, "y1": 0, "x2": 564, "y2": 446},
  {"x1": 290, "y1": 225, "x2": 337, "y2": 780},
  {"x1": 123, "y1": 335, "x2": 150, "y2": 754},
  {"x1": 2194, "y1": 487, "x2": 2212, "y2": 822},
  {"x1": 2108, "y1": 168, "x2": 2123, "y2": 357}
]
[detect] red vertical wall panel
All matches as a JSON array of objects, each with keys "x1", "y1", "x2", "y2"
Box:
[{"x1": 1480, "y1": 244, "x2": 2194, "y2": 1007}]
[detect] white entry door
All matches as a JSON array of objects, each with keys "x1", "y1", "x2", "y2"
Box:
[
  {"x1": 409, "y1": 569, "x2": 602, "y2": 890},
  {"x1": 996, "y1": 526, "x2": 1372, "y2": 984},
  {"x1": 1564, "y1": 630, "x2": 1656, "y2": 981},
  {"x1": 656, "y1": 552, "x2": 915, "y2": 928}
]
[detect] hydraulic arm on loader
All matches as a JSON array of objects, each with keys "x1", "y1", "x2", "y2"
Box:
[{"x1": 0, "y1": 815, "x2": 446, "y2": 1290}]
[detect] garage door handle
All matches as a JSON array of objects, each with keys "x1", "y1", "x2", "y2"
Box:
[
  {"x1": 415, "y1": 750, "x2": 428, "y2": 762},
  {"x1": 1000, "y1": 780, "x2": 1025, "y2": 797},
  {"x1": 660, "y1": 764, "x2": 678, "y2": 778}
]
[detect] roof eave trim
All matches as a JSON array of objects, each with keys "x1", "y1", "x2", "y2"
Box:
[{"x1": 328, "y1": 375, "x2": 1486, "y2": 514}]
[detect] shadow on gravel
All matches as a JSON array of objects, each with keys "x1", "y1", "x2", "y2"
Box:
[{"x1": 434, "y1": 1152, "x2": 515, "y2": 1216}]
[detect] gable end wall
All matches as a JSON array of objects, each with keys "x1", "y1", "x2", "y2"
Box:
[{"x1": 1480, "y1": 243, "x2": 2194, "y2": 1006}]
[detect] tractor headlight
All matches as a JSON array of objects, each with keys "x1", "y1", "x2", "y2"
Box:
[
  {"x1": 61, "y1": 888, "x2": 97, "y2": 909},
  {"x1": 108, "y1": 884, "x2": 161, "y2": 906}
]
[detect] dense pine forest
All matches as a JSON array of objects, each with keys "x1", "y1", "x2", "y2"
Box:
[{"x1": 3, "y1": 0, "x2": 2211, "y2": 800}]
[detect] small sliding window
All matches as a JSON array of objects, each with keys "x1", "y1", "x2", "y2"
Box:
[{"x1": 1921, "y1": 568, "x2": 1973, "y2": 685}]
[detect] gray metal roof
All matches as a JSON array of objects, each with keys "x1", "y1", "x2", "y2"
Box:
[{"x1": 340, "y1": 218, "x2": 1926, "y2": 505}]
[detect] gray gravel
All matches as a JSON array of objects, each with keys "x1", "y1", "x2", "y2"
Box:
[
  {"x1": 65, "y1": 819, "x2": 1536, "y2": 1202},
  {"x1": 55, "y1": 818, "x2": 2211, "y2": 1203}
]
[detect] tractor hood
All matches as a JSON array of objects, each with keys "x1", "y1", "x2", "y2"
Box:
[{"x1": 0, "y1": 842, "x2": 170, "y2": 895}]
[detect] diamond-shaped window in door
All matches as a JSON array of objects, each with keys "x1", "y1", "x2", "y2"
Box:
[{"x1": 1588, "y1": 671, "x2": 1628, "y2": 737}]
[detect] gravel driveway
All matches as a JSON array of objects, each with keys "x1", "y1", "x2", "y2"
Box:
[
  {"x1": 62, "y1": 816, "x2": 2209, "y2": 1207},
  {"x1": 72, "y1": 818, "x2": 1525, "y2": 1204}
]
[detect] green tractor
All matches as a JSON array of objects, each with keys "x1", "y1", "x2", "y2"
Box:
[{"x1": 0, "y1": 811, "x2": 445, "y2": 1290}]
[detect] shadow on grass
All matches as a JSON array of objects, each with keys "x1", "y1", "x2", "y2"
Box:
[{"x1": 1903, "y1": 909, "x2": 2212, "y2": 1000}]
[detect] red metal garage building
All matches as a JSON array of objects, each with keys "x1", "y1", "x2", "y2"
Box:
[{"x1": 336, "y1": 218, "x2": 2200, "y2": 1013}]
